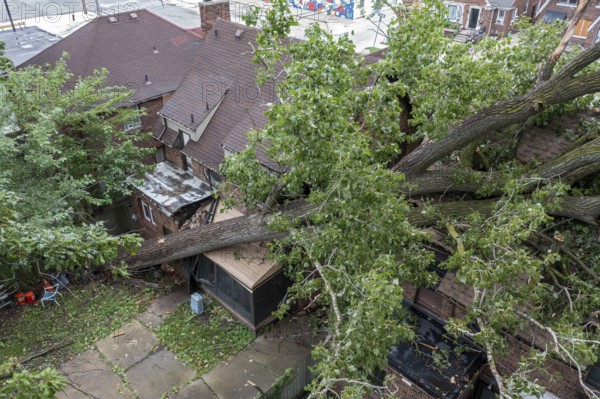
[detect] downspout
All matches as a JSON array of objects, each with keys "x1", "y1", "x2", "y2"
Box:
[
  {"x1": 157, "y1": 116, "x2": 168, "y2": 141},
  {"x1": 535, "y1": 0, "x2": 552, "y2": 18}
]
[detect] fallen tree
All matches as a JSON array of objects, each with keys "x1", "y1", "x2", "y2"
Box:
[{"x1": 117, "y1": 1, "x2": 600, "y2": 397}]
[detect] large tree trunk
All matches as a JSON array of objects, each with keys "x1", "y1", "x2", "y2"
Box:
[
  {"x1": 116, "y1": 201, "x2": 315, "y2": 270},
  {"x1": 405, "y1": 139, "x2": 600, "y2": 197},
  {"x1": 117, "y1": 195, "x2": 600, "y2": 269},
  {"x1": 406, "y1": 195, "x2": 600, "y2": 226}
]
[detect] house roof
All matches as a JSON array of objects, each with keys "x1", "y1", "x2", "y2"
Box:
[
  {"x1": 133, "y1": 162, "x2": 212, "y2": 217},
  {"x1": 516, "y1": 128, "x2": 572, "y2": 163},
  {"x1": 159, "y1": 19, "x2": 278, "y2": 172},
  {"x1": 204, "y1": 202, "x2": 281, "y2": 290},
  {"x1": 222, "y1": 103, "x2": 287, "y2": 172},
  {"x1": 0, "y1": 26, "x2": 60, "y2": 66},
  {"x1": 388, "y1": 304, "x2": 485, "y2": 399},
  {"x1": 19, "y1": 10, "x2": 202, "y2": 103},
  {"x1": 437, "y1": 271, "x2": 474, "y2": 307}
]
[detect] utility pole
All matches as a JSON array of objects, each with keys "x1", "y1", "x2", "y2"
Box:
[
  {"x1": 3, "y1": 0, "x2": 16, "y2": 32},
  {"x1": 81, "y1": 0, "x2": 88, "y2": 15},
  {"x1": 95, "y1": 0, "x2": 101, "y2": 15}
]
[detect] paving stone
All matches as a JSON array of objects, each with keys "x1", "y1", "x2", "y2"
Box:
[
  {"x1": 169, "y1": 378, "x2": 218, "y2": 399},
  {"x1": 202, "y1": 352, "x2": 277, "y2": 399},
  {"x1": 57, "y1": 349, "x2": 135, "y2": 399},
  {"x1": 139, "y1": 285, "x2": 189, "y2": 328},
  {"x1": 96, "y1": 319, "x2": 158, "y2": 369},
  {"x1": 126, "y1": 347, "x2": 195, "y2": 399}
]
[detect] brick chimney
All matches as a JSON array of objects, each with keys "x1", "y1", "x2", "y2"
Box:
[{"x1": 199, "y1": 0, "x2": 231, "y2": 36}]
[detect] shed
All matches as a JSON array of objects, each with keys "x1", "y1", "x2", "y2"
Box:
[{"x1": 185, "y1": 204, "x2": 290, "y2": 330}]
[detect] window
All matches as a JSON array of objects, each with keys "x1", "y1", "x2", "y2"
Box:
[
  {"x1": 141, "y1": 200, "x2": 155, "y2": 225},
  {"x1": 496, "y1": 9, "x2": 506, "y2": 24},
  {"x1": 574, "y1": 18, "x2": 592, "y2": 37},
  {"x1": 586, "y1": 362, "x2": 600, "y2": 390},
  {"x1": 558, "y1": 0, "x2": 577, "y2": 5},
  {"x1": 124, "y1": 105, "x2": 142, "y2": 132},
  {"x1": 446, "y1": 4, "x2": 461, "y2": 21}
]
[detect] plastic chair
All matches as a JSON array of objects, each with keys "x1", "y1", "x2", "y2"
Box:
[{"x1": 41, "y1": 283, "x2": 62, "y2": 307}]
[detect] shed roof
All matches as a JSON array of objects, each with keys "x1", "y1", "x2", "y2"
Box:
[
  {"x1": 19, "y1": 10, "x2": 201, "y2": 103},
  {"x1": 133, "y1": 162, "x2": 212, "y2": 217},
  {"x1": 205, "y1": 203, "x2": 281, "y2": 290}
]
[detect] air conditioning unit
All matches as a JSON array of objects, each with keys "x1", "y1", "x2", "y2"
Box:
[{"x1": 191, "y1": 292, "x2": 204, "y2": 315}]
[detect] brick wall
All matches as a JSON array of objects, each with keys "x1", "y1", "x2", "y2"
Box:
[
  {"x1": 133, "y1": 96, "x2": 166, "y2": 164},
  {"x1": 165, "y1": 145, "x2": 186, "y2": 169},
  {"x1": 139, "y1": 97, "x2": 163, "y2": 134},
  {"x1": 132, "y1": 192, "x2": 178, "y2": 239},
  {"x1": 535, "y1": 1, "x2": 600, "y2": 47},
  {"x1": 199, "y1": 1, "x2": 231, "y2": 36}
]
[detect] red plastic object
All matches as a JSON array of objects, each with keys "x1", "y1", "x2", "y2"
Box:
[
  {"x1": 16, "y1": 292, "x2": 25, "y2": 305},
  {"x1": 25, "y1": 291, "x2": 35, "y2": 303}
]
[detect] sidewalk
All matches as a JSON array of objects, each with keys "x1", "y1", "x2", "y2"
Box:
[{"x1": 57, "y1": 286, "x2": 320, "y2": 399}]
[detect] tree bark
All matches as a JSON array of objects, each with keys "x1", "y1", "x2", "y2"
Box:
[
  {"x1": 404, "y1": 139, "x2": 600, "y2": 196},
  {"x1": 406, "y1": 196, "x2": 600, "y2": 226},
  {"x1": 116, "y1": 201, "x2": 315, "y2": 270}
]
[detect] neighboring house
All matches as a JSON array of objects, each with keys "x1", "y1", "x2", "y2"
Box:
[
  {"x1": 533, "y1": 0, "x2": 600, "y2": 47},
  {"x1": 19, "y1": 9, "x2": 203, "y2": 234},
  {"x1": 445, "y1": 0, "x2": 536, "y2": 38},
  {"x1": 378, "y1": 123, "x2": 600, "y2": 398},
  {"x1": 20, "y1": 9, "x2": 202, "y2": 151}
]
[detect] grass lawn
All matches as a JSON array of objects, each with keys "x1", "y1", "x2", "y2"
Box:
[
  {"x1": 156, "y1": 301, "x2": 255, "y2": 374},
  {"x1": 0, "y1": 283, "x2": 158, "y2": 369}
]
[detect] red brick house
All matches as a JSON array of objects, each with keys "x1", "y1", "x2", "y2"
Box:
[
  {"x1": 19, "y1": 10, "x2": 204, "y2": 234},
  {"x1": 533, "y1": 0, "x2": 600, "y2": 47},
  {"x1": 445, "y1": 0, "x2": 536, "y2": 38},
  {"x1": 132, "y1": 19, "x2": 279, "y2": 238}
]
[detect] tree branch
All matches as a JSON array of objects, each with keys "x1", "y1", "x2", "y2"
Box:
[
  {"x1": 517, "y1": 310, "x2": 600, "y2": 399},
  {"x1": 537, "y1": 0, "x2": 593, "y2": 82},
  {"x1": 393, "y1": 44, "x2": 600, "y2": 177}
]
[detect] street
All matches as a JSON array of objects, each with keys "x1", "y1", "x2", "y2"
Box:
[{"x1": 0, "y1": 0, "x2": 388, "y2": 51}]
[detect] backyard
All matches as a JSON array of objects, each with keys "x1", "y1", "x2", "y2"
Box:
[{"x1": 0, "y1": 274, "x2": 256, "y2": 397}]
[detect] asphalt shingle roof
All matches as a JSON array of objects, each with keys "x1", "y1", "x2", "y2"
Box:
[
  {"x1": 160, "y1": 19, "x2": 277, "y2": 172},
  {"x1": 20, "y1": 10, "x2": 202, "y2": 103}
]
